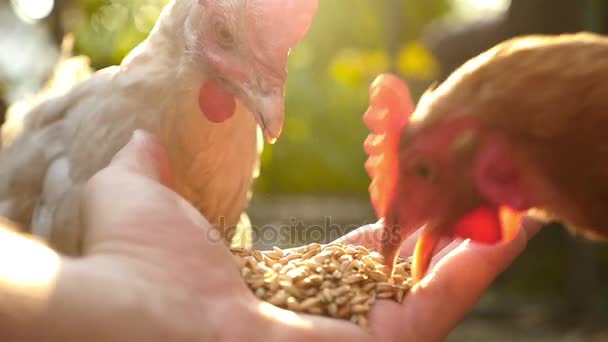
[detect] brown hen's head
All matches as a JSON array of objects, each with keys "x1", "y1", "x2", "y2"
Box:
[{"x1": 366, "y1": 33, "x2": 608, "y2": 282}]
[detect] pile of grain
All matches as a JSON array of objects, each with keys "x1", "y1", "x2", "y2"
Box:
[{"x1": 231, "y1": 243, "x2": 412, "y2": 329}]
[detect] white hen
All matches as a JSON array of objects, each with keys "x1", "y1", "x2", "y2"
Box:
[{"x1": 0, "y1": 0, "x2": 318, "y2": 255}]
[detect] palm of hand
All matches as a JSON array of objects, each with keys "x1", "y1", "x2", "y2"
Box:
[{"x1": 79, "y1": 131, "x2": 540, "y2": 341}]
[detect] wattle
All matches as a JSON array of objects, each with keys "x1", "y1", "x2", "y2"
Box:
[
  {"x1": 198, "y1": 79, "x2": 237, "y2": 123},
  {"x1": 451, "y1": 206, "x2": 524, "y2": 244}
]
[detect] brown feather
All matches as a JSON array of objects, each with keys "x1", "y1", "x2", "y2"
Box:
[{"x1": 413, "y1": 32, "x2": 608, "y2": 239}]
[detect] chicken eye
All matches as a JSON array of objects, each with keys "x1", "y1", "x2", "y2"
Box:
[
  {"x1": 413, "y1": 163, "x2": 433, "y2": 181},
  {"x1": 215, "y1": 21, "x2": 235, "y2": 48}
]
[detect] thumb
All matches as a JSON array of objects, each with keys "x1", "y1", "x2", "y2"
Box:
[{"x1": 109, "y1": 130, "x2": 173, "y2": 187}]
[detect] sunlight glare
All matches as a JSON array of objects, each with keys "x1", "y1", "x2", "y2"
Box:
[
  {"x1": 258, "y1": 301, "x2": 315, "y2": 329},
  {"x1": 0, "y1": 226, "x2": 60, "y2": 290},
  {"x1": 450, "y1": 0, "x2": 511, "y2": 19},
  {"x1": 11, "y1": 0, "x2": 54, "y2": 22}
]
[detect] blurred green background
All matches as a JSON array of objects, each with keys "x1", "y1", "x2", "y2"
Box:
[{"x1": 2, "y1": 0, "x2": 608, "y2": 340}]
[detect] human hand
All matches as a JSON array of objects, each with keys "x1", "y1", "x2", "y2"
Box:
[
  {"x1": 337, "y1": 217, "x2": 542, "y2": 341},
  {"x1": 45, "y1": 130, "x2": 539, "y2": 341},
  {"x1": 77, "y1": 130, "x2": 369, "y2": 341}
]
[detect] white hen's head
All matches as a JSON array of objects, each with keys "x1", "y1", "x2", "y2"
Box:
[{"x1": 173, "y1": 0, "x2": 318, "y2": 142}]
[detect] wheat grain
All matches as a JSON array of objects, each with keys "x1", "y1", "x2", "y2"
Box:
[{"x1": 231, "y1": 243, "x2": 412, "y2": 329}]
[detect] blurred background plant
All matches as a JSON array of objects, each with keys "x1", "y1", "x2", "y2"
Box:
[{"x1": 1, "y1": 0, "x2": 608, "y2": 340}]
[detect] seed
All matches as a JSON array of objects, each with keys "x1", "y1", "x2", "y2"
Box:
[
  {"x1": 350, "y1": 294, "x2": 369, "y2": 305},
  {"x1": 376, "y1": 282, "x2": 395, "y2": 292},
  {"x1": 287, "y1": 297, "x2": 301, "y2": 311},
  {"x1": 230, "y1": 247, "x2": 250, "y2": 257},
  {"x1": 356, "y1": 315, "x2": 368, "y2": 329},
  {"x1": 324, "y1": 245, "x2": 346, "y2": 255},
  {"x1": 307, "y1": 243, "x2": 322, "y2": 252},
  {"x1": 335, "y1": 295, "x2": 350, "y2": 306},
  {"x1": 327, "y1": 303, "x2": 338, "y2": 317},
  {"x1": 279, "y1": 278, "x2": 294, "y2": 288},
  {"x1": 300, "y1": 297, "x2": 322, "y2": 310},
  {"x1": 362, "y1": 256, "x2": 376, "y2": 269},
  {"x1": 352, "y1": 260, "x2": 365, "y2": 271},
  {"x1": 369, "y1": 251, "x2": 382, "y2": 259},
  {"x1": 376, "y1": 291, "x2": 395, "y2": 299},
  {"x1": 351, "y1": 303, "x2": 369, "y2": 314},
  {"x1": 231, "y1": 243, "x2": 412, "y2": 330},
  {"x1": 320, "y1": 280, "x2": 333, "y2": 289},
  {"x1": 268, "y1": 290, "x2": 289, "y2": 306},
  {"x1": 343, "y1": 274, "x2": 365, "y2": 284},
  {"x1": 302, "y1": 259, "x2": 322, "y2": 268},
  {"x1": 257, "y1": 262, "x2": 273, "y2": 274},
  {"x1": 396, "y1": 288, "x2": 405, "y2": 303},
  {"x1": 249, "y1": 277, "x2": 265, "y2": 288},
  {"x1": 313, "y1": 251, "x2": 333, "y2": 263},
  {"x1": 266, "y1": 276, "x2": 280, "y2": 292},
  {"x1": 345, "y1": 245, "x2": 359, "y2": 255},
  {"x1": 339, "y1": 254, "x2": 353, "y2": 262},
  {"x1": 333, "y1": 305, "x2": 348, "y2": 318},
  {"x1": 252, "y1": 250, "x2": 263, "y2": 262},
  {"x1": 272, "y1": 246, "x2": 285, "y2": 258},
  {"x1": 301, "y1": 248, "x2": 319, "y2": 260},
  {"x1": 362, "y1": 282, "x2": 376, "y2": 292},
  {"x1": 304, "y1": 288, "x2": 317, "y2": 297},
  {"x1": 284, "y1": 252, "x2": 303, "y2": 261},
  {"x1": 339, "y1": 260, "x2": 351, "y2": 274},
  {"x1": 368, "y1": 270, "x2": 387, "y2": 282},
  {"x1": 332, "y1": 285, "x2": 351, "y2": 297},
  {"x1": 286, "y1": 267, "x2": 308, "y2": 281},
  {"x1": 284, "y1": 283, "x2": 305, "y2": 298},
  {"x1": 320, "y1": 288, "x2": 333, "y2": 302},
  {"x1": 307, "y1": 307, "x2": 324, "y2": 315},
  {"x1": 323, "y1": 264, "x2": 338, "y2": 273},
  {"x1": 355, "y1": 245, "x2": 368, "y2": 254},
  {"x1": 301, "y1": 274, "x2": 323, "y2": 287}
]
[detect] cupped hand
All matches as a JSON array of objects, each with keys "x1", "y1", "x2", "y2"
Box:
[
  {"x1": 338, "y1": 217, "x2": 542, "y2": 341},
  {"x1": 79, "y1": 130, "x2": 541, "y2": 341}
]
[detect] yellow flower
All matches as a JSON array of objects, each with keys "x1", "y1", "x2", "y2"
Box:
[{"x1": 397, "y1": 41, "x2": 439, "y2": 80}]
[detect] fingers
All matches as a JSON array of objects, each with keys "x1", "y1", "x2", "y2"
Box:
[
  {"x1": 369, "y1": 215, "x2": 543, "y2": 341},
  {"x1": 337, "y1": 223, "x2": 451, "y2": 259},
  {"x1": 335, "y1": 222, "x2": 384, "y2": 250},
  {"x1": 254, "y1": 302, "x2": 371, "y2": 342},
  {"x1": 108, "y1": 130, "x2": 173, "y2": 187}
]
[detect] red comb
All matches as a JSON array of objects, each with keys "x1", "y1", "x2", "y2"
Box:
[
  {"x1": 247, "y1": 0, "x2": 319, "y2": 72},
  {"x1": 364, "y1": 74, "x2": 414, "y2": 218}
]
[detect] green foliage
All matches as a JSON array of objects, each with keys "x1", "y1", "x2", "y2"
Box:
[
  {"x1": 73, "y1": 0, "x2": 168, "y2": 68},
  {"x1": 255, "y1": 0, "x2": 448, "y2": 195},
  {"x1": 68, "y1": 0, "x2": 449, "y2": 195}
]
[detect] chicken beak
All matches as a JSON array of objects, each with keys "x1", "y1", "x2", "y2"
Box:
[
  {"x1": 411, "y1": 206, "x2": 525, "y2": 283},
  {"x1": 411, "y1": 227, "x2": 441, "y2": 282},
  {"x1": 241, "y1": 85, "x2": 285, "y2": 144},
  {"x1": 380, "y1": 218, "x2": 407, "y2": 277},
  {"x1": 256, "y1": 94, "x2": 284, "y2": 144}
]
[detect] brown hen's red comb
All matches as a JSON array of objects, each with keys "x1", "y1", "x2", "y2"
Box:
[{"x1": 364, "y1": 74, "x2": 414, "y2": 218}]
